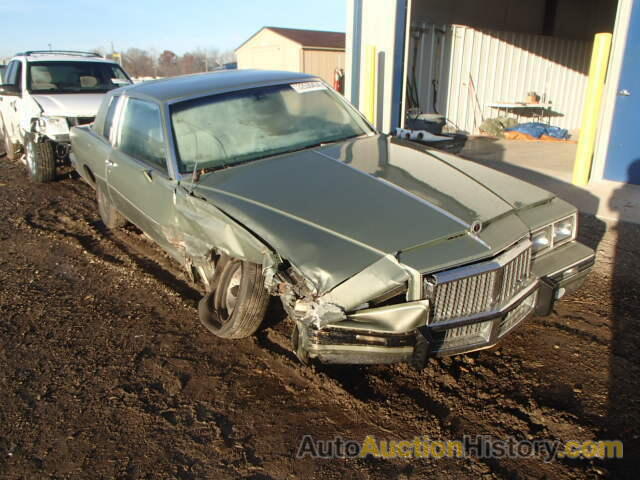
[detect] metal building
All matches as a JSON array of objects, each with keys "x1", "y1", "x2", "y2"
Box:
[
  {"x1": 236, "y1": 27, "x2": 345, "y2": 85},
  {"x1": 347, "y1": 0, "x2": 640, "y2": 186}
]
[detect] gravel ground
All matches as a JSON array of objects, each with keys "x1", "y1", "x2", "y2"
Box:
[{"x1": 0, "y1": 156, "x2": 638, "y2": 479}]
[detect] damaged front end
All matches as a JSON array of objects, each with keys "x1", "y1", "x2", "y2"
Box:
[
  {"x1": 182, "y1": 192, "x2": 594, "y2": 368},
  {"x1": 280, "y1": 237, "x2": 595, "y2": 368}
]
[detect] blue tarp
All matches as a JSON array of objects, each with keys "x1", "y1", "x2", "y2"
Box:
[{"x1": 505, "y1": 122, "x2": 569, "y2": 140}]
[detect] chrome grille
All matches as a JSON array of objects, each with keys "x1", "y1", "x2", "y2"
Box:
[
  {"x1": 433, "y1": 271, "x2": 497, "y2": 322},
  {"x1": 500, "y1": 246, "x2": 532, "y2": 302},
  {"x1": 427, "y1": 241, "x2": 532, "y2": 324}
]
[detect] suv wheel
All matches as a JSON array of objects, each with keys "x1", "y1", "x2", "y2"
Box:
[
  {"x1": 3, "y1": 127, "x2": 19, "y2": 161},
  {"x1": 198, "y1": 260, "x2": 270, "y2": 339},
  {"x1": 25, "y1": 136, "x2": 56, "y2": 182}
]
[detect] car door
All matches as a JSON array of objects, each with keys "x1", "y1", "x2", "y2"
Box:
[
  {"x1": 106, "y1": 96, "x2": 179, "y2": 254},
  {"x1": 0, "y1": 60, "x2": 23, "y2": 139}
]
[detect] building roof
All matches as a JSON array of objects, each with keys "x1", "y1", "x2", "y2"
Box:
[
  {"x1": 237, "y1": 27, "x2": 346, "y2": 51},
  {"x1": 123, "y1": 69, "x2": 317, "y2": 103}
]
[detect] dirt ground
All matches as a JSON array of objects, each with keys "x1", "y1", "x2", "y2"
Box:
[{"x1": 0, "y1": 156, "x2": 639, "y2": 480}]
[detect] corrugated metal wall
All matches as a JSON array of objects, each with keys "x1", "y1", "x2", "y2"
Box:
[{"x1": 408, "y1": 24, "x2": 593, "y2": 134}]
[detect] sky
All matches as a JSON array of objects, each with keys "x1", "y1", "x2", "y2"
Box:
[{"x1": 0, "y1": 0, "x2": 347, "y2": 59}]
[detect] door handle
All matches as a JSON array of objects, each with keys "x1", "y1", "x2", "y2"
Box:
[
  {"x1": 619, "y1": 89, "x2": 631, "y2": 96},
  {"x1": 105, "y1": 159, "x2": 118, "y2": 167},
  {"x1": 142, "y1": 169, "x2": 153, "y2": 182}
]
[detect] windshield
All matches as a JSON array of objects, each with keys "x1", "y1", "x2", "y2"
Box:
[
  {"x1": 27, "y1": 61, "x2": 131, "y2": 93},
  {"x1": 170, "y1": 82, "x2": 373, "y2": 174}
]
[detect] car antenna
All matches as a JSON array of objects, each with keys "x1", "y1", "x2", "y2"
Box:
[
  {"x1": 188, "y1": 158, "x2": 202, "y2": 195},
  {"x1": 187, "y1": 136, "x2": 229, "y2": 195}
]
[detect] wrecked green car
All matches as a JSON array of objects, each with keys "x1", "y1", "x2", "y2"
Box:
[{"x1": 70, "y1": 70, "x2": 594, "y2": 367}]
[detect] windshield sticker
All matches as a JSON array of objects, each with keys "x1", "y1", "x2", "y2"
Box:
[{"x1": 291, "y1": 81, "x2": 327, "y2": 93}]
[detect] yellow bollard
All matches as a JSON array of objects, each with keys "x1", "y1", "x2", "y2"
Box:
[
  {"x1": 573, "y1": 33, "x2": 613, "y2": 186},
  {"x1": 364, "y1": 45, "x2": 377, "y2": 125}
]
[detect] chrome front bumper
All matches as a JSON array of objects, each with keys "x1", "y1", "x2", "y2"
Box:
[{"x1": 301, "y1": 241, "x2": 595, "y2": 366}]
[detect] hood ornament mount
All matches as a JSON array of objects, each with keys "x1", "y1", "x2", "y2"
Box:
[{"x1": 470, "y1": 221, "x2": 483, "y2": 235}]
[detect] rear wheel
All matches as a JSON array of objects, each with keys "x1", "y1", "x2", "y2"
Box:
[
  {"x1": 96, "y1": 182, "x2": 126, "y2": 229},
  {"x1": 199, "y1": 259, "x2": 270, "y2": 339},
  {"x1": 25, "y1": 137, "x2": 56, "y2": 182}
]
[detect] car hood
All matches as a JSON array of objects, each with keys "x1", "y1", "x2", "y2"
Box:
[
  {"x1": 31, "y1": 93, "x2": 105, "y2": 117},
  {"x1": 192, "y1": 135, "x2": 556, "y2": 294}
]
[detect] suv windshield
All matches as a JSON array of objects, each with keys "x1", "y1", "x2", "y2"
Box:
[
  {"x1": 27, "y1": 61, "x2": 131, "y2": 94},
  {"x1": 170, "y1": 82, "x2": 373, "y2": 174}
]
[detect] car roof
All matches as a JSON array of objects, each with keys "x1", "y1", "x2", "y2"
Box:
[
  {"x1": 13, "y1": 53, "x2": 119, "y2": 65},
  {"x1": 123, "y1": 69, "x2": 319, "y2": 103}
]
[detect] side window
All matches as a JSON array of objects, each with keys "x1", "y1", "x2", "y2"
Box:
[
  {"x1": 3, "y1": 62, "x2": 14, "y2": 84},
  {"x1": 14, "y1": 62, "x2": 23, "y2": 90},
  {"x1": 4, "y1": 61, "x2": 21, "y2": 89},
  {"x1": 103, "y1": 95, "x2": 120, "y2": 141},
  {"x1": 118, "y1": 98, "x2": 167, "y2": 170}
]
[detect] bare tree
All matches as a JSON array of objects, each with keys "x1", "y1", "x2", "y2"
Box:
[
  {"x1": 158, "y1": 50, "x2": 179, "y2": 77},
  {"x1": 219, "y1": 49, "x2": 237, "y2": 66},
  {"x1": 179, "y1": 51, "x2": 206, "y2": 74},
  {"x1": 122, "y1": 48, "x2": 155, "y2": 78},
  {"x1": 89, "y1": 45, "x2": 236, "y2": 78}
]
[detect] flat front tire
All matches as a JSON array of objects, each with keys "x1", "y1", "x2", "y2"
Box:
[
  {"x1": 199, "y1": 260, "x2": 269, "y2": 339},
  {"x1": 25, "y1": 137, "x2": 56, "y2": 182}
]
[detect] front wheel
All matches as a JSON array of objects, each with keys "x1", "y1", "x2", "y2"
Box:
[
  {"x1": 25, "y1": 137, "x2": 56, "y2": 183},
  {"x1": 198, "y1": 260, "x2": 270, "y2": 339}
]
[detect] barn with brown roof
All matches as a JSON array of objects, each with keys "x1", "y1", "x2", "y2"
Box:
[{"x1": 236, "y1": 27, "x2": 345, "y2": 86}]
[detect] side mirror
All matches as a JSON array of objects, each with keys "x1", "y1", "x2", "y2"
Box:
[{"x1": 0, "y1": 84, "x2": 20, "y2": 95}]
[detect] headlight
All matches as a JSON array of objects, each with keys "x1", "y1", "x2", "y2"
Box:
[
  {"x1": 531, "y1": 214, "x2": 577, "y2": 256},
  {"x1": 36, "y1": 116, "x2": 70, "y2": 136},
  {"x1": 531, "y1": 226, "x2": 552, "y2": 255},
  {"x1": 553, "y1": 215, "x2": 576, "y2": 246}
]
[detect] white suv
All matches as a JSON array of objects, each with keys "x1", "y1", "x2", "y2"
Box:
[{"x1": 0, "y1": 51, "x2": 132, "y2": 182}]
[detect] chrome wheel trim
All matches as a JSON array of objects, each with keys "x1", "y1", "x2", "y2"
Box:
[{"x1": 224, "y1": 264, "x2": 242, "y2": 316}]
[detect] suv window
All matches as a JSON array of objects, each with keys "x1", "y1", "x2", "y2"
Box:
[
  {"x1": 4, "y1": 60, "x2": 22, "y2": 89},
  {"x1": 27, "y1": 61, "x2": 130, "y2": 93},
  {"x1": 119, "y1": 98, "x2": 166, "y2": 170},
  {"x1": 103, "y1": 95, "x2": 121, "y2": 141}
]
